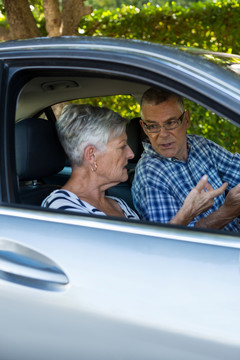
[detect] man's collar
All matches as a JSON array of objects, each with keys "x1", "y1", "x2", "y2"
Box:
[{"x1": 142, "y1": 136, "x2": 191, "y2": 162}]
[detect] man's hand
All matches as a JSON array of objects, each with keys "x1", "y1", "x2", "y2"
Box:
[
  {"x1": 184, "y1": 175, "x2": 228, "y2": 218},
  {"x1": 194, "y1": 180, "x2": 240, "y2": 230},
  {"x1": 170, "y1": 175, "x2": 228, "y2": 226}
]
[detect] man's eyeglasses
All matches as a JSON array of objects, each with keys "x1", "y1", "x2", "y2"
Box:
[{"x1": 142, "y1": 111, "x2": 186, "y2": 134}]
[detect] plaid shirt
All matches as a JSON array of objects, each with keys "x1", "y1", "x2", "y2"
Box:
[{"x1": 132, "y1": 134, "x2": 240, "y2": 231}]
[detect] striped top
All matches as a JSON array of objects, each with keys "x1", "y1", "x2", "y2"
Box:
[{"x1": 42, "y1": 189, "x2": 139, "y2": 220}]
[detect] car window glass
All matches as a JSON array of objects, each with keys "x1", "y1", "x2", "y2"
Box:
[{"x1": 15, "y1": 86, "x2": 240, "y2": 232}]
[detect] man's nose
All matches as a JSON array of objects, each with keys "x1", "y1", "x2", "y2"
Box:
[{"x1": 158, "y1": 126, "x2": 169, "y2": 137}]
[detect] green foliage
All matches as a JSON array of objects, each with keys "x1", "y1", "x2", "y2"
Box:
[
  {"x1": 81, "y1": 0, "x2": 240, "y2": 54},
  {"x1": 79, "y1": 0, "x2": 240, "y2": 152},
  {"x1": 73, "y1": 94, "x2": 240, "y2": 154},
  {"x1": 0, "y1": 0, "x2": 239, "y2": 152},
  {"x1": 185, "y1": 99, "x2": 240, "y2": 153},
  {"x1": 86, "y1": 0, "x2": 211, "y2": 11},
  {"x1": 30, "y1": 1, "x2": 47, "y2": 36},
  {"x1": 74, "y1": 95, "x2": 141, "y2": 119}
]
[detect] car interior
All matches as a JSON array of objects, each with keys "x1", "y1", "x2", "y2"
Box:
[
  {"x1": 15, "y1": 74, "x2": 149, "y2": 212},
  {"x1": 13, "y1": 70, "x2": 240, "y2": 224}
]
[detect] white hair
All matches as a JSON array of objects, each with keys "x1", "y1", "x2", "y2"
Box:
[{"x1": 56, "y1": 104, "x2": 128, "y2": 166}]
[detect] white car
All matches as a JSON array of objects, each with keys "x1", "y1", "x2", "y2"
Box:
[{"x1": 1, "y1": 36, "x2": 240, "y2": 360}]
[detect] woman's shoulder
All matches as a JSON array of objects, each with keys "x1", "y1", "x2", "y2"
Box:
[
  {"x1": 41, "y1": 189, "x2": 92, "y2": 214},
  {"x1": 107, "y1": 195, "x2": 139, "y2": 219},
  {"x1": 42, "y1": 189, "x2": 78, "y2": 206},
  {"x1": 42, "y1": 190, "x2": 139, "y2": 219}
]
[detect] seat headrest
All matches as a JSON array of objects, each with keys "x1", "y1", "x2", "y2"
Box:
[
  {"x1": 15, "y1": 118, "x2": 66, "y2": 181},
  {"x1": 126, "y1": 117, "x2": 145, "y2": 163}
]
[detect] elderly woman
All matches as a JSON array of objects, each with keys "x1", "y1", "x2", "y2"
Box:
[{"x1": 42, "y1": 104, "x2": 227, "y2": 224}]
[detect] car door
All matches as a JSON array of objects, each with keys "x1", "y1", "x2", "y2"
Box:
[{"x1": 0, "y1": 38, "x2": 240, "y2": 360}]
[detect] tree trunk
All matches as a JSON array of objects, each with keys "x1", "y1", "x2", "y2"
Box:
[
  {"x1": 42, "y1": 0, "x2": 62, "y2": 37},
  {"x1": 0, "y1": 27, "x2": 11, "y2": 41},
  {"x1": 2, "y1": 0, "x2": 92, "y2": 40},
  {"x1": 3, "y1": 0, "x2": 40, "y2": 40},
  {"x1": 1, "y1": 0, "x2": 93, "y2": 119},
  {"x1": 62, "y1": 0, "x2": 92, "y2": 36}
]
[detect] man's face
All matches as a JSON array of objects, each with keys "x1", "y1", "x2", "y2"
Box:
[{"x1": 141, "y1": 97, "x2": 190, "y2": 161}]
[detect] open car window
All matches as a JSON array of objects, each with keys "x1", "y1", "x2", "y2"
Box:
[
  {"x1": 14, "y1": 84, "x2": 240, "y2": 234},
  {"x1": 2, "y1": 37, "x2": 237, "y2": 238}
]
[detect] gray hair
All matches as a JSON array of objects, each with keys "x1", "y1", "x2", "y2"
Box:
[
  {"x1": 140, "y1": 88, "x2": 185, "y2": 119},
  {"x1": 56, "y1": 104, "x2": 128, "y2": 166}
]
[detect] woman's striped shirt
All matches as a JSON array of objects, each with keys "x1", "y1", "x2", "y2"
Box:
[{"x1": 42, "y1": 189, "x2": 139, "y2": 220}]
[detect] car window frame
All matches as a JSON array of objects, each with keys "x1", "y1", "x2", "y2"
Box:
[{"x1": 1, "y1": 52, "x2": 240, "y2": 238}]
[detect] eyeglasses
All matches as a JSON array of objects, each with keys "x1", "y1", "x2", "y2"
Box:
[{"x1": 142, "y1": 111, "x2": 186, "y2": 134}]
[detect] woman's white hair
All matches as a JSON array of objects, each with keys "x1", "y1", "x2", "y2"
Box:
[{"x1": 56, "y1": 104, "x2": 128, "y2": 166}]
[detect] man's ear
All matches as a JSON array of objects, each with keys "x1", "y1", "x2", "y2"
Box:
[
  {"x1": 140, "y1": 120, "x2": 149, "y2": 136},
  {"x1": 185, "y1": 109, "x2": 191, "y2": 129}
]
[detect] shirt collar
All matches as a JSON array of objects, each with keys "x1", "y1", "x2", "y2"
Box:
[{"x1": 142, "y1": 135, "x2": 192, "y2": 162}]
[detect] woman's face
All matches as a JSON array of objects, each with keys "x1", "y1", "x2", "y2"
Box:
[{"x1": 96, "y1": 131, "x2": 134, "y2": 186}]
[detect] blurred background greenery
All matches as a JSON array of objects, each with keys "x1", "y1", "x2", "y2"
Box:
[
  {"x1": 85, "y1": 0, "x2": 211, "y2": 11},
  {"x1": 79, "y1": 0, "x2": 240, "y2": 152},
  {"x1": 1, "y1": 0, "x2": 239, "y2": 151}
]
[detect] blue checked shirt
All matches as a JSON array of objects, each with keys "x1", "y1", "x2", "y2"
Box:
[{"x1": 132, "y1": 135, "x2": 240, "y2": 231}]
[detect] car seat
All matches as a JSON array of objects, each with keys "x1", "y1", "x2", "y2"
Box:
[
  {"x1": 106, "y1": 117, "x2": 145, "y2": 211},
  {"x1": 126, "y1": 116, "x2": 145, "y2": 181},
  {"x1": 15, "y1": 118, "x2": 66, "y2": 205}
]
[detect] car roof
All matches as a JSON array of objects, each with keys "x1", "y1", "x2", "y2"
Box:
[
  {"x1": 1, "y1": 36, "x2": 239, "y2": 121},
  {"x1": 1, "y1": 36, "x2": 239, "y2": 72}
]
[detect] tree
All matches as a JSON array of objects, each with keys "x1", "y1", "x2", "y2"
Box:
[
  {"x1": 86, "y1": 0, "x2": 210, "y2": 11},
  {"x1": 0, "y1": 0, "x2": 92, "y2": 40}
]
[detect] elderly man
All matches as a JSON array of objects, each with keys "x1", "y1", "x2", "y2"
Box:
[{"x1": 132, "y1": 87, "x2": 240, "y2": 231}]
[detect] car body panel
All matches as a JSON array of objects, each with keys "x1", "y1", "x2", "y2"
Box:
[
  {"x1": 1, "y1": 206, "x2": 240, "y2": 359},
  {"x1": 0, "y1": 37, "x2": 240, "y2": 359}
]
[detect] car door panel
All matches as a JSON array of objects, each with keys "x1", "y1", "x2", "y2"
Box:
[
  {"x1": 0, "y1": 207, "x2": 240, "y2": 359},
  {"x1": 1, "y1": 37, "x2": 240, "y2": 359}
]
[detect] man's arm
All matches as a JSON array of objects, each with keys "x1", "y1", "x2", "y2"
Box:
[
  {"x1": 210, "y1": 140, "x2": 240, "y2": 187},
  {"x1": 169, "y1": 175, "x2": 228, "y2": 226},
  {"x1": 194, "y1": 183, "x2": 240, "y2": 229}
]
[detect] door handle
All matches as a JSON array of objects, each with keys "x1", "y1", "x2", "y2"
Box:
[{"x1": 0, "y1": 239, "x2": 69, "y2": 291}]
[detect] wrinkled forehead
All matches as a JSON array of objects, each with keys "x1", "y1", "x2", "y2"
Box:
[
  {"x1": 141, "y1": 96, "x2": 184, "y2": 120},
  {"x1": 142, "y1": 94, "x2": 182, "y2": 108}
]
